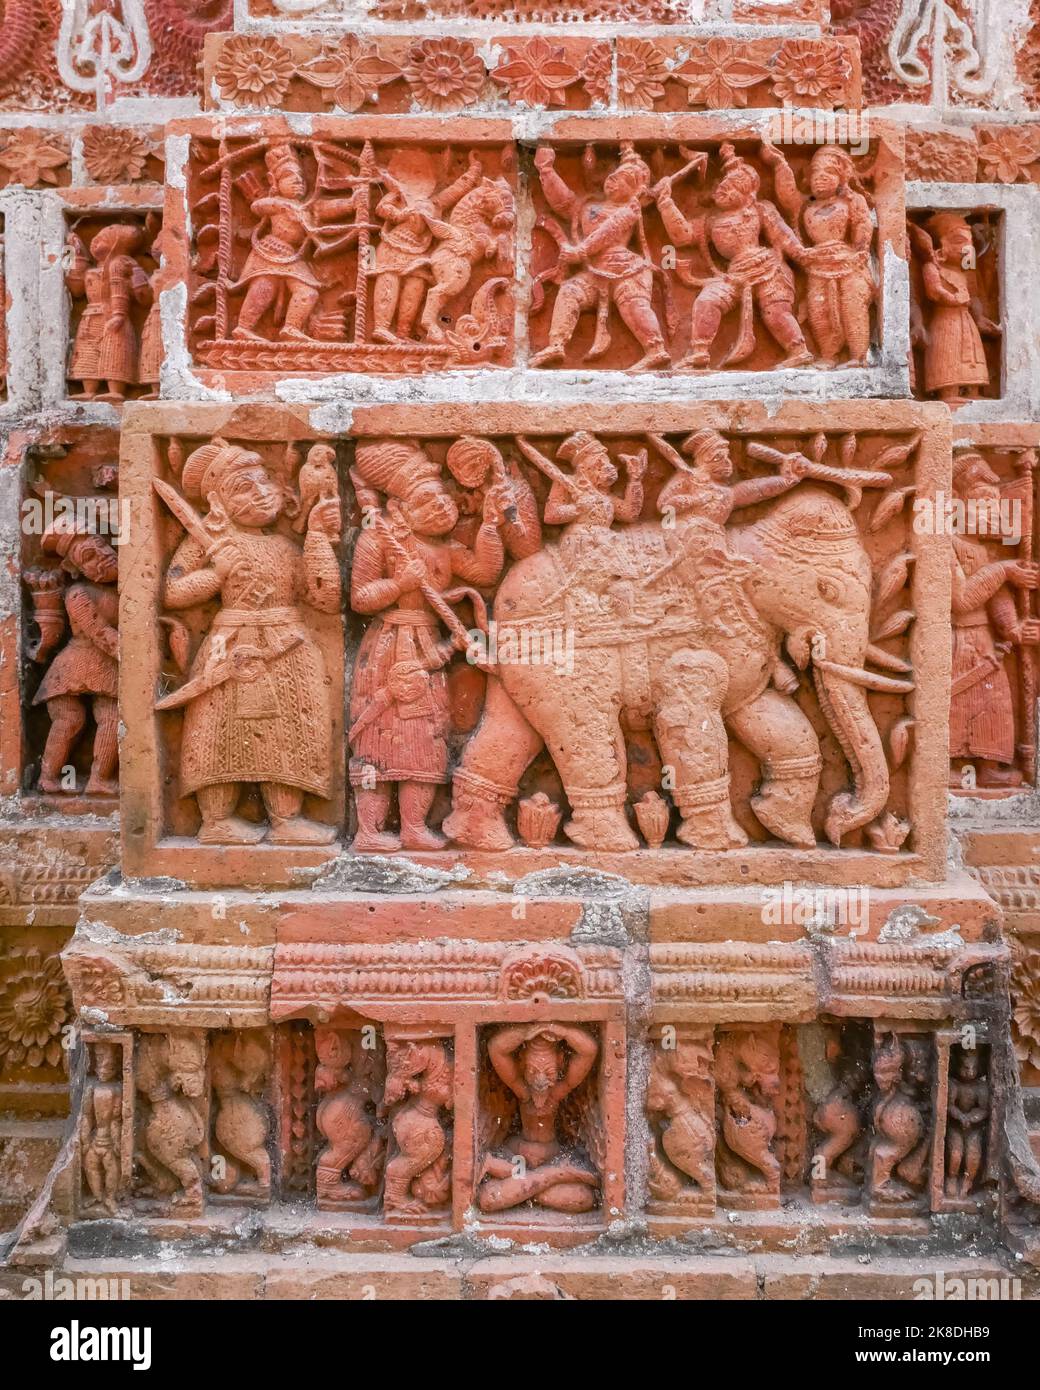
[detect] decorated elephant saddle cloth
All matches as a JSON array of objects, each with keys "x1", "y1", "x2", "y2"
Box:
[{"x1": 503, "y1": 523, "x2": 765, "y2": 651}]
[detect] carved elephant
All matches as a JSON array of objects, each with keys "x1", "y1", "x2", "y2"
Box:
[{"x1": 444, "y1": 486, "x2": 908, "y2": 853}]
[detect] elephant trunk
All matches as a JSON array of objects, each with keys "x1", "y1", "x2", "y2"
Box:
[{"x1": 813, "y1": 665, "x2": 890, "y2": 846}]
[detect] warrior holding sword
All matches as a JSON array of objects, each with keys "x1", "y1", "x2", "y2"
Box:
[{"x1": 155, "y1": 438, "x2": 342, "y2": 845}]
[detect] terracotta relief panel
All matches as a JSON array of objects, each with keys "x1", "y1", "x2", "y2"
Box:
[
  {"x1": 175, "y1": 121, "x2": 516, "y2": 380},
  {"x1": 117, "y1": 401, "x2": 950, "y2": 887},
  {"x1": 527, "y1": 125, "x2": 901, "y2": 375},
  {"x1": 20, "y1": 428, "x2": 121, "y2": 809},
  {"x1": 909, "y1": 208, "x2": 1002, "y2": 406}
]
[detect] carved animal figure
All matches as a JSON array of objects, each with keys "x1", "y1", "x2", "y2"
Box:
[
  {"x1": 451, "y1": 450, "x2": 903, "y2": 853},
  {"x1": 382, "y1": 1037, "x2": 453, "y2": 1216},
  {"x1": 313, "y1": 1027, "x2": 384, "y2": 1205},
  {"x1": 714, "y1": 1030, "x2": 781, "y2": 1194},
  {"x1": 210, "y1": 1031, "x2": 271, "y2": 1195},
  {"x1": 134, "y1": 1032, "x2": 206, "y2": 1208},
  {"x1": 406, "y1": 178, "x2": 514, "y2": 345}
]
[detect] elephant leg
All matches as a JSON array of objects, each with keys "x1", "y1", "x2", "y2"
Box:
[
  {"x1": 652, "y1": 649, "x2": 747, "y2": 850},
  {"x1": 727, "y1": 690, "x2": 821, "y2": 848},
  {"x1": 508, "y1": 649, "x2": 636, "y2": 852},
  {"x1": 443, "y1": 676, "x2": 543, "y2": 850}
]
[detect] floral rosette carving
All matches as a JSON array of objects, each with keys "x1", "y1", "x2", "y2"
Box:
[
  {"x1": 673, "y1": 39, "x2": 770, "y2": 109},
  {"x1": 0, "y1": 948, "x2": 70, "y2": 1072},
  {"x1": 213, "y1": 35, "x2": 295, "y2": 108},
  {"x1": 403, "y1": 37, "x2": 485, "y2": 111},
  {"x1": 580, "y1": 44, "x2": 612, "y2": 105},
  {"x1": 617, "y1": 40, "x2": 670, "y2": 109},
  {"x1": 771, "y1": 39, "x2": 852, "y2": 108},
  {"x1": 977, "y1": 127, "x2": 1040, "y2": 184},
  {"x1": 81, "y1": 127, "x2": 151, "y2": 183},
  {"x1": 0, "y1": 129, "x2": 67, "y2": 186}
]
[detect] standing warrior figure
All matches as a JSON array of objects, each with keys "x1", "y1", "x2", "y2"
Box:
[
  {"x1": 349, "y1": 440, "x2": 507, "y2": 853},
  {"x1": 32, "y1": 517, "x2": 119, "y2": 796},
  {"x1": 530, "y1": 143, "x2": 670, "y2": 372},
  {"x1": 231, "y1": 143, "x2": 362, "y2": 344},
  {"x1": 950, "y1": 452, "x2": 1040, "y2": 789},
  {"x1": 909, "y1": 213, "x2": 999, "y2": 403},
  {"x1": 655, "y1": 143, "x2": 812, "y2": 370},
  {"x1": 371, "y1": 149, "x2": 485, "y2": 345},
  {"x1": 66, "y1": 223, "x2": 152, "y2": 400},
  {"x1": 157, "y1": 438, "x2": 341, "y2": 845},
  {"x1": 477, "y1": 1023, "x2": 600, "y2": 1215},
  {"x1": 760, "y1": 142, "x2": 875, "y2": 367},
  {"x1": 80, "y1": 1040, "x2": 124, "y2": 1215}
]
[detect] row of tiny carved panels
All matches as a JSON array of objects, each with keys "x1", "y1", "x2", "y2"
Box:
[
  {"x1": 75, "y1": 1013, "x2": 998, "y2": 1238},
  {"x1": 198, "y1": 32, "x2": 863, "y2": 116},
  {"x1": 93, "y1": 399, "x2": 950, "y2": 887}
]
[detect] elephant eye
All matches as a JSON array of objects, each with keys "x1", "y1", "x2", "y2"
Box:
[{"x1": 817, "y1": 577, "x2": 840, "y2": 602}]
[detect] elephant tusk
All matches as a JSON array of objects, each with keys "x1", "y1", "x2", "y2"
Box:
[
  {"x1": 865, "y1": 643, "x2": 913, "y2": 674},
  {"x1": 814, "y1": 657, "x2": 915, "y2": 694}
]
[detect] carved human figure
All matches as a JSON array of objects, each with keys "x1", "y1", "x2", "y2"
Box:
[
  {"x1": 157, "y1": 438, "x2": 341, "y2": 845},
  {"x1": 477, "y1": 1023, "x2": 600, "y2": 1214},
  {"x1": 760, "y1": 142, "x2": 875, "y2": 367},
  {"x1": 950, "y1": 452, "x2": 1040, "y2": 789},
  {"x1": 138, "y1": 227, "x2": 166, "y2": 398},
  {"x1": 231, "y1": 143, "x2": 362, "y2": 343},
  {"x1": 910, "y1": 213, "x2": 999, "y2": 403},
  {"x1": 531, "y1": 143, "x2": 670, "y2": 371},
  {"x1": 382, "y1": 1036, "x2": 454, "y2": 1217},
  {"x1": 945, "y1": 1048, "x2": 989, "y2": 1200},
  {"x1": 714, "y1": 1029, "x2": 781, "y2": 1196},
  {"x1": 134, "y1": 1032, "x2": 206, "y2": 1209},
  {"x1": 812, "y1": 1028, "x2": 869, "y2": 1192},
  {"x1": 80, "y1": 1040, "x2": 124, "y2": 1215},
  {"x1": 349, "y1": 439, "x2": 507, "y2": 852},
  {"x1": 66, "y1": 223, "x2": 151, "y2": 400},
  {"x1": 372, "y1": 149, "x2": 486, "y2": 345},
  {"x1": 439, "y1": 436, "x2": 543, "y2": 849},
  {"x1": 31, "y1": 517, "x2": 119, "y2": 795},
  {"x1": 870, "y1": 1032, "x2": 929, "y2": 1204},
  {"x1": 654, "y1": 143, "x2": 811, "y2": 370},
  {"x1": 443, "y1": 435, "x2": 541, "y2": 560},
  {"x1": 210, "y1": 1031, "x2": 271, "y2": 1197},
  {"x1": 646, "y1": 1035, "x2": 716, "y2": 1205},
  {"x1": 518, "y1": 431, "x2": 646, "y2": 533},
  {"x1": 313, "y1": 1027, "x2": 384, "y2": 1206}
]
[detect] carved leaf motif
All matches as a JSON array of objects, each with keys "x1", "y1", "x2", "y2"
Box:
[
  {"x1": 874, "y1": 551, "x2": 913, "y2": 610},
  {"x1": 873, "y1": 435, "x2": 922, "y2": 474},
  {"x1": 869, "y1": 484, "x2": 916, "y2": 533},
  {"x1": 672, "y1": 39, "x2": 770, "y2": 109},
  {"x1": 871, "y1": 608, "x2": 915, "y2": 642},
  {"x1": 888, "y1": 716, "x2": 916, "y2": 771},
  {"x1": 297, "y1": 38, "x2": 402, "y2": 112}
]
